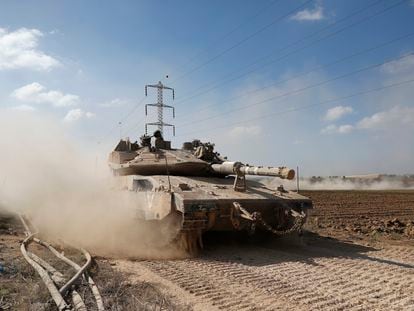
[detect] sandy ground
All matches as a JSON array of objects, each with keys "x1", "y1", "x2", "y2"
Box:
[
  {"x1": 112, "y1": 190, "x2": 414, "y2": 311},
  {"x1": 114, "y1": 232, "x2": 414, "y2": 311},
  {"x1": 1, "y1": 190, "x2": 414, "y2": 310}
]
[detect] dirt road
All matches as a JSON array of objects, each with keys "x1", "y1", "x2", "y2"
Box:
[{"x1": 115, "y1": 233, "x2": 414, "y2": 311}]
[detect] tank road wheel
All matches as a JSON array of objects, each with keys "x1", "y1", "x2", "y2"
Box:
[
  {"x1": 178, "y1": 230, "x2": 203, "y2": 255},
  {"x1": 149, "y1": 212, "x2": 183, "y2": 248},
  {"x1": 159, "y1": 212, "x2": 204, "y2": 255}
]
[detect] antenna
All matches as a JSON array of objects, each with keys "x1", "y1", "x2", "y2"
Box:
[
  {"x1": 296, "y1": 165, "x2": 300, "y2": 193},
  {"x1": 145, "y1": 81, "x2": 175, "y2": 136},
  {"x1": 164, "y1": 151, "x2": 172, "y2": 192}
]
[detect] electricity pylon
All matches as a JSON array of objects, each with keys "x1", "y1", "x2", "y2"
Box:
[{"x1": 145, "y1": 81, "x2": 175, "y2": 136}]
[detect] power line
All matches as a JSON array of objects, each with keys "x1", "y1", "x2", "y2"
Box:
[
  {"x1": 101, "y1": 0, "x2": 405, "y2": 142},
  {"x1": 176, "y1": 52, "x2": 414, "y2": 129},
  {"x1": 105, "y1": 1, "x2": 285, "y2": 139},
  {"x1": 174, "y1": 0, "x2": 385, "y2": 104},
  {"x1": 123, "y1": 114, "x2": 147, "y2": 137},
  {"x1": 176, "y1": 32, "x2": 414, "y2": 125},
  {"x1": 167, "y1": 0, "x2": 283, "y2": 76},
  {"x1": 176, "y1": 31, "x2": 414, "y2": 120},
  {"x1": 123, "y1": 1, "x2": 282, "y2": 137},
  {"x1": 176, "y1": 78, "x2": 414, "y2": 138},
  {"x1": 97, "y1": 96, "x2": 146, "y2": 143},
  {"x1": 105, "y1": 0, "x2": 284, "y2": 140},
  {"x1": 170, "y1": 0, "x2": 315, "y2": 84},
  {"x1": 173, "y1": 0, "x2": 402, "y2": 106}
]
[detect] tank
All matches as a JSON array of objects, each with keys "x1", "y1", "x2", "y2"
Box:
[{"x1": 108, "y1": 131, "x2": 313, "y2": 252}]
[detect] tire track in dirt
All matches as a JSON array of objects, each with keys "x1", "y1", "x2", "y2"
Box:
[
  {"x1": 117, "y1": 190, "x2": 414, "y2": 310},
  {"x1": 365, "y1": 245, "x2": 414, "y2": 265},
  {"x1": 251, "y1": 245, "x2": 414, "y2": 310},
  {"x1": 128, "y1": 242, "x2": 414, "y2": 311},
  {"x1": 141, "y1": 259, "x2": 296, "y2": 310}
]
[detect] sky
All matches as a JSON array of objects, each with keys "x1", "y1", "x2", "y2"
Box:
[{"x1": 1, "y1": 0, "x2": 414, "y2": 176}]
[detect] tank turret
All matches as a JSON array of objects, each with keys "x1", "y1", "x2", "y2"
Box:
[{"x1": 109, "y1": 136, "x2": 295, "y2": 181}]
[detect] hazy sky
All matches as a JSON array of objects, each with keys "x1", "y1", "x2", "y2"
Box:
[{"x1": 1, "y1": 0, "x2": 414, "y2": 176}]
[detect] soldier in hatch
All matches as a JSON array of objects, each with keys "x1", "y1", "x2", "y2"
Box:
[{"x1": 152, "y1": 130, "x2": 165, "y2": 149}]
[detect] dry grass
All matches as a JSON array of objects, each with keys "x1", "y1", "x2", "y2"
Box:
[
  {"x1": 0, "y1": 256, "x2": 55, "y2": 310},
  {"x1": 0, "y1": 214, "x2": 180, "y2": 311},
  {"x1": 90, "y1": 260, "x2": 181, "y2": 311}
]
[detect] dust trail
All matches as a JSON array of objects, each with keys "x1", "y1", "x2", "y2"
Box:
[
  {"x1": 0, "y1": 110, "x2": 183, "y2": 258},
  {"x1": 264, "y1": 176, "x2": 414, "y2": 190}
]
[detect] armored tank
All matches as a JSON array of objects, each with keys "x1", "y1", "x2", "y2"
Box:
[{"x1": 108, "y1": 131, "x2": 312, "y2": 252}]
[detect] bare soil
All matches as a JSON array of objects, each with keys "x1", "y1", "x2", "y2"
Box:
[
  {"x1": 0, "y1": 213, "x2": 180, "y2": 310},
  {"x1": 1, "y1": 190, "x2": 414, "y2": 310},
  {"x1": 303, "y1": 190, "x2": 414, "y2": 243},
  {"x1": 115, "y1": 190, "x2": 414, "y2": 311}
]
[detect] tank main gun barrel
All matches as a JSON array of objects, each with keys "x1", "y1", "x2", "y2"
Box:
[{"x1": 211, "y1": 162, "x2": 295, "y2": 180}]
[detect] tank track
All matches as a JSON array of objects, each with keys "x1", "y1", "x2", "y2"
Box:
[{"x1": 176, "y1": 204, "x2": 307, "y2": 254}]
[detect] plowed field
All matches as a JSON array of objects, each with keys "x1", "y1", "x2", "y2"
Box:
[
  {"x1": 303, "y1": 190, "x2": 414, "y2": 236},
  {"x1": 304, "y1": 190, "x2": 414, "y2": 220}
]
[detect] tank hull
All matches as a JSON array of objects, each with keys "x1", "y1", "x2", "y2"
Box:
[{"x1": 115, "y1": 174, "x2": 312, "y2": 239}]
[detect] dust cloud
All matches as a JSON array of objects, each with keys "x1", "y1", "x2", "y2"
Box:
[
  {"x1": 0, "y1": 110, "x2": 183, "y2": 259},
  {"x1": 267, "y1": 176, "x2": 414, "y2": 190}
]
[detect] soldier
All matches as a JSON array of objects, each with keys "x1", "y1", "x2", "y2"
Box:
[
  {"x1": 140, "y1": 134, "x2": 151, "y2": 147},
  {"x1": 152, "y1": 130, "x2": 165, "y2": 149}
]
